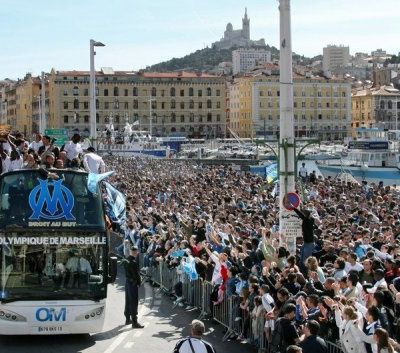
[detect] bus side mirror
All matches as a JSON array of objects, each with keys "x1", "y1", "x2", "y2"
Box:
[{"x1": 108, "y1": 256, "x2": 118, "y2": 283}]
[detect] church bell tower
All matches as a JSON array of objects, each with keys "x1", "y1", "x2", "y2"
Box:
[{"x1": 242, "y1": 7, "x2": 250, "y2": 40}]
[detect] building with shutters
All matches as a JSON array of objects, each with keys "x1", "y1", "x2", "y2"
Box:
[
  {"x1": 229, "y1": 67, "x2": 352, "y2": 140},
  {"x1": 48, "y1": 68, "x2": 227, "y2": 138}
]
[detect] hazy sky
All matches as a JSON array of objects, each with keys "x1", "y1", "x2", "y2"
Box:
[{"x1": 1, "y1": 0, "x2": 399, "y2": 79}]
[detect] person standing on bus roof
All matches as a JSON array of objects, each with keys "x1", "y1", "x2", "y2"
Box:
[
  {"x1": 9, "y1": 149, "x2": 23, "y2": 171},
  {"x1": 39, "y1": 135, "x2": 60, "y2": 162},
  {"x1": 29, "y1": 133, "x2": 43, "y2": 152},
  {"x1": 0, "y1": 144, "x2": 10, "y2": 174},
  {"x1": 83, "y1": 147, "x2": 106, "y2": 174},
  {"x1": 63, "y1": 133, "x2": 83, "y2": 168},
  {"x1": 122, "y1": 245, "x2": 144, "y2": 329}
]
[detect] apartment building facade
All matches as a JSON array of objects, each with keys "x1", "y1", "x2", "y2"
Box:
[
  {"x1": 230, "y1": 72, "x2": 352, "y2": 140},
  {"x1": 232, "y1": 48, "x2": 272, "y2": 75},
  {"x1": 48, "y1": 69, "x2": 227, "y2": 138},
  {"x1": 351, "y1": 86, "x2": 400, "y2": 135},
  {"x1": 322, "y1": 45, "x2": 350, "y2": 74}
]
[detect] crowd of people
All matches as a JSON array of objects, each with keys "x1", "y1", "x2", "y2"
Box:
[
  {"x1": 2, "y1": 128, "x2": 400, "y2": 353},
  {"x1": 106, "y1": 155, "x2": 400, "y2": 353},
  {"x1": 0, "y1": 131, "x2": 105, "y2": 174}
]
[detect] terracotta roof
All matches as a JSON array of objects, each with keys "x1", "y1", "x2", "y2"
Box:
[
  {"x1": 352, "y1": 86, "x2": 400, "y2": 97},
  {"x1": 371, "y1": 86, "x2": 400, "y2": 96},
  {"x1": 54, "y1": 70, "x2": 218, "y2": 79},
  {"x1": 56, "y1": 70, "x2": 135, "y2": 76},
  {"x1": 140, "y1": 71, "x2": 218, "y2": 78},
  {"x1": 352, "y1": 89, "x2": 370, "y2": 97}
]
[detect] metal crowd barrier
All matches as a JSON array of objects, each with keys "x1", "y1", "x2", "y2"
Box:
[
  {"x1": 199, "y1": 281, "x2": 213, "y2": 319},
  {"x1": 138, "y1": 258, "x2": 344, "y2": 353},
  {"x1": 327, "y1": 341, "x2": 344, "y2": 353}
]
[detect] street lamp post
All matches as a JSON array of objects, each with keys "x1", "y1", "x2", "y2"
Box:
[
  {"x1": 278, "y1": 0, "x2": 299, "y2": 255},
  {"x1": 90, "y1": 39, "x2": 105, "y2": 148},
  {"x1": 148, "y1": 98, "x2": 156, "y2": 137},
  {"x1": 264, "y1": 117, "x2": 267, "y2": 140},
  {"x1": 41, "y1": 72, "x2": 46, "y2": 133},
  {"x1": 35, "y1": 95, "x2": 42, "y2": 133}
]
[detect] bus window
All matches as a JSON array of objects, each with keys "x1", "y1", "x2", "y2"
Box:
[{"x1": 0, "y1": 237, "x2": 107, "y2": 302}]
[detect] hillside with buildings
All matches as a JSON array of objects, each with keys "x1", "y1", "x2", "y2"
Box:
[
  {"x1": 146, "y1": 45, "x2": 277, "y2": 73},
  {"x1": 146, "y1": 8, "x2": 316, "y2": 74},
  {"x1": 146, "y1": 45, "x2": 318, "y2": 74}
]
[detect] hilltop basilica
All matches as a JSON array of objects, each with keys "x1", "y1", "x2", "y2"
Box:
[{"x1": 212, "y1": 8, "x2": 266, "y2": 49}]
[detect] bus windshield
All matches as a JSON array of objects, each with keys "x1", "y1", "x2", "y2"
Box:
[
  {"x1": 0, "y1": 170, "x2": 105, "y2": 231},
  {"x1": 0, "y1": 233, "x2": 107, "y2": 302}
]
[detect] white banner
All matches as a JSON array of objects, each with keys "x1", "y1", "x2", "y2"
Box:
[{"x1": 280, "y1": 210, "x2": 302, "y2": 254}]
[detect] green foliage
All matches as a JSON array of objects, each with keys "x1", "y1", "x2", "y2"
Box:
[
  {"x1": 147, "y1": 47, "x2": 235, "y2": 72},
  {"x1": 145, "y1": 44, "x2": 316, "y2": 72},
  {"x1": 388, "y1": 55, "x2": 400, "y2": 64}
]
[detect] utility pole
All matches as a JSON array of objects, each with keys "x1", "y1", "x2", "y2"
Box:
[
  {"x1": 278, "y1": 0, "x2": 301, "y2": 255},
  {"x1": 89, "y1": 39, "x2": 105, "y2": 148},
  {"x1": 41, "y1": 72, "x2": 46, "y2": 133},
  {"x1": 264, "y1": 118, "x2": 266, "y2": 140},
  {"x1": 148, "y1": 98, "x2": 155, "y2": 136},
  {"x1": 37, "y1": 96, "x2": 42, "y2": 134}
]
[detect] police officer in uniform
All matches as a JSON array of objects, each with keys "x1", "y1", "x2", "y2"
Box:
[{"x1": 122, "y1": 246, "x2": 144, "y2": 328}]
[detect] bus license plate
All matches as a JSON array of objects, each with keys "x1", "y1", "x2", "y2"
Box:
[{"x1": 37, "y1": 326, "x2": 63, "y2": 333}]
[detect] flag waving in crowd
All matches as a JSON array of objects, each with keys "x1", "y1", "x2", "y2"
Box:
[{"x1": 104, "y1": 181, "x2": 126, "y2": 225}]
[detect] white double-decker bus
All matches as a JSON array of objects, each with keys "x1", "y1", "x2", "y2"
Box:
[{"x1": 0, "y1": 169, "x2": 117, "y2": 335}]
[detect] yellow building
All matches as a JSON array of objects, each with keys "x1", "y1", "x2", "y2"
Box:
[
  {"x1": 15, "y1": 76, "x2": 36, "y2": 136},
  {"x1": 4, "y1": 74, "x2": 48, "y2": 137},
  {"x1": 5, "y1": 85, "x2": 17, "y2": 131},
  {"x1": 0, "y1": 80, "x2": 15, "y2": 125},
  {"x1": 351, "y1": 86, "x2": 400, "y2": 135},
  {"x1": 229, "y1": 76, "x2": 253, "y2": 137},
  {"x1": 229, "y1": 68, "x2": 352, "y2": 140},
  {"x1": 351, "y1": 88, "x2": 374, "y2": 135},
  {"x1": 48, "y1": 69, "x2": 227, "y2": 138}
]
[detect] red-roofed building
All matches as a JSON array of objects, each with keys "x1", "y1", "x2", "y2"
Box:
[{"x1": 48, "y1": 68, "x2": 227, "y2": 138}]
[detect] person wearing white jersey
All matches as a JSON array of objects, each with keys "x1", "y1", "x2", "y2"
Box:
[
  {"x1": 63, "y1": 133, "x2": 83, "y2": 167},
  {"x1": 29, "y1": 134, "x2": 43, "y2": 152},
  {"x1": 173, "y1": 320, "x2": 216, "y2": 353},
  {"x1": 0, "y1": 142, "x2": 10, "y2": 174},
  {"x1": 83, "y1": 147, "x2": 106, "y2": 174}
]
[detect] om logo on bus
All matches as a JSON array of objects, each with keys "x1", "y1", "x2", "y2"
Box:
[
  {"x1": 36, "y1": 307, "x2": 67, "y2": 322},
  {"x1": 29, "y1": 179, "x2": 75, "y2": 221}
]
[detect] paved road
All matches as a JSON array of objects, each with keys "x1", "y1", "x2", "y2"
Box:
[{"x1": 0, "y1": 269, "x2": 257, "y2": 353}]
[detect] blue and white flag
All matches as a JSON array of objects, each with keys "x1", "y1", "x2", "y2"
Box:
[
  {"x1": 87, "y1": 171, "x2": 114, "y2": 194},
  {"x1": 171, "y1": 249, "x2": 186, "y2": 258},
  {"x1": 265, "y1": 163, "x2": 278, "y2": 183},
  {"x1": 104, "y1": 181, "x2": 126, "y2": 225},
  {"x1": 271, "y1": 181, "x2": 280, "y2": 198},
  {"x1": 182, "y1": 256, "x2": 198, "y2": 281}
]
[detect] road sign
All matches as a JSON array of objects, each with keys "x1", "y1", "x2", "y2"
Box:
[
  {"x1": 44, "y1": 128, "x2": 69, "y2": 146},
  {"x1": 283, "y1": 192, "x2": 300, "y2": 211}
]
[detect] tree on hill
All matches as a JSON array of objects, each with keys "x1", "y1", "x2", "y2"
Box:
[{"x1": 145, "y1": 45, "x2": 315, "y2": 72}]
